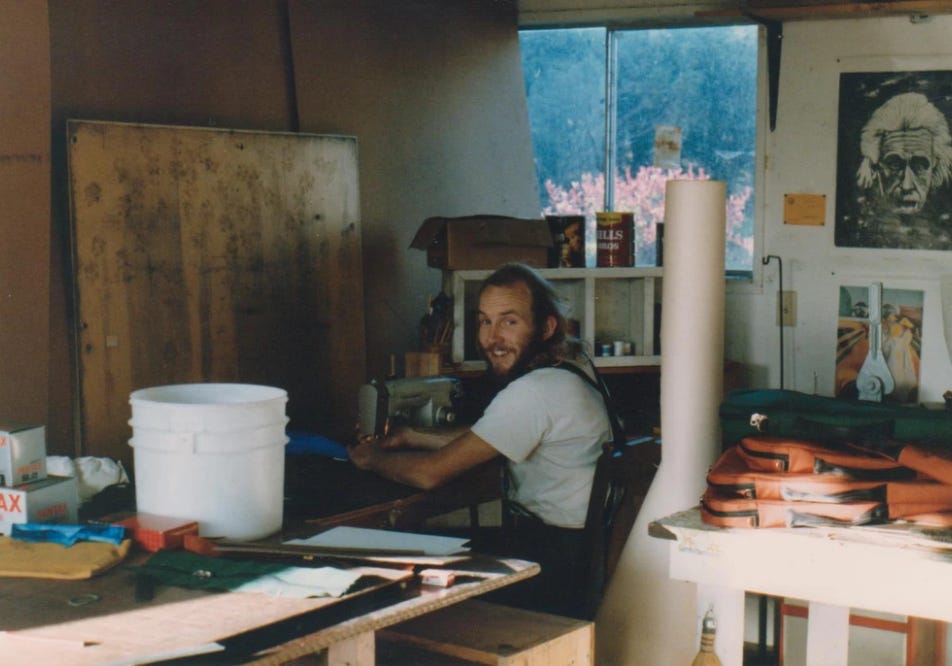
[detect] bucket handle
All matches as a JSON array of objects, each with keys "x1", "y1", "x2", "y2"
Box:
[{"x1": 131, "y1": 431, "x2": 198, "y2": 454}]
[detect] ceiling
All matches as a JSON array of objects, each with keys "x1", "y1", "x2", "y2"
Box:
[{"x1": 518, "y1": 0, "x2": 952, "y2": 26}]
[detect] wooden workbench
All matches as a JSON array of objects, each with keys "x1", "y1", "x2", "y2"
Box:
[
  {"x1": 0, "y1": 550, "x2": 538, "y2": 665},
  {"x1": 0, "y1": 454, "x2": 519, "y2": 665}
]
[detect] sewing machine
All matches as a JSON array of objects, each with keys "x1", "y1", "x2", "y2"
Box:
[{"x1": 357, "y1": 376, "x2": 464, "y2": 437}]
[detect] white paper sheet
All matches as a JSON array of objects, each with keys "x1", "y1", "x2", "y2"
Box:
[{"x1": 286, "y1": 526, "x2": 471, "y2": 556}]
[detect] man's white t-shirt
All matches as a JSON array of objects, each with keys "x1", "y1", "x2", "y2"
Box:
[{"x1": 470, "y1": 366, "x2": 612, "y2": 528}]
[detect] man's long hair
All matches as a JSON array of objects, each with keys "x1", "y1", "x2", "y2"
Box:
[{"x1": 478, "y1": 262, "x2": 585, "y2": 370}]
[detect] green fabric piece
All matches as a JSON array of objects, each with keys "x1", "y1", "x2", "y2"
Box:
[
  {"x1": 134, "y1": 550, "x2": 363, "y2": 598},
  {"x1": 135, "y1": 550, "x2": 293, "y2": 591}
]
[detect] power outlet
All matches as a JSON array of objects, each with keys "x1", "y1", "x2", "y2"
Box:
[{"x1": 779, "y1": 290, "x2": 797, "y2": 327}]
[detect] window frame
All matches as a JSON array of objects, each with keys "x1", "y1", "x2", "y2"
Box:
[{"x1": 519, "y1": 22, "x2": 768, "y2": 289}]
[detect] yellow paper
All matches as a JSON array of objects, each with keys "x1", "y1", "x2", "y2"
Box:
[{"x1": 0, "y1": 536, "x2": 131, "y2": 580}]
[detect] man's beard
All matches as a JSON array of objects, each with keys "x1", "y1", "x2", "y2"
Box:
[{"x1": 480, "y1": 333, "x2": 547, "y2": 388}]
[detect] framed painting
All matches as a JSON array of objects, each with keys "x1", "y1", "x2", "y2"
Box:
[{"x1": 836, "y1": 285, "x2": 923, "y2": 404}]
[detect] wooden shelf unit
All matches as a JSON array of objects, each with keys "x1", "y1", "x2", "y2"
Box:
[{"x1": 444, "y1": 267, "x2": 663, "y2": 374}]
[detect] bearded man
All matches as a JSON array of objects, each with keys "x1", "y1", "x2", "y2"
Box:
[{"x1": 348, "y1": 262, "x2": 612, "y2": 617}]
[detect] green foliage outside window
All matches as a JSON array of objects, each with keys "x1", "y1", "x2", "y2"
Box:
[{"x1": 520, "y1": 25, "x2": 758, "y2": 271}]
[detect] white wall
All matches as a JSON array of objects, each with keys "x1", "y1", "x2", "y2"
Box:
[
  {"x1": 730, "y1": 15, "x2": 952, "y2": 401},
  {"x1": 576, "y1": 12, "x2": 952, "y2": 666},
  {"x1": 290, "y1": 0, "x2": 541, "y2": 382}
]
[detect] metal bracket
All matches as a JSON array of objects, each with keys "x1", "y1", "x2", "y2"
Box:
[{"x1": 744, "y1": 14, "x2": 783, "y2": 132}]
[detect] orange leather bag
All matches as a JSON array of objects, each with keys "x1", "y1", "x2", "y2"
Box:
[
  {"x1": 702, "y1": 445, "x2": 952, "y2": 527},
  {"x1": 737, "y1": 435, "x2": 913, "y2": 478},
  {"x1": 858, "y1": 440, "x2": 952, "y2": 486},
  {"x1": 700, "y1": 488, "x2": 886, "y2": 528}
]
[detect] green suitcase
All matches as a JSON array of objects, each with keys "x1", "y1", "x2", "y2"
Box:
[{"x1": 720, "y1": 389, "x2": 952, "y2": 447}]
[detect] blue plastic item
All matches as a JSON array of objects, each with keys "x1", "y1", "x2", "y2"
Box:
[
  {"x1": 11, "y1": 523, "x2": 126, "y2": 546},
  {"x1": 286, "y1": 430, "x2": 349, "y2": 459}
]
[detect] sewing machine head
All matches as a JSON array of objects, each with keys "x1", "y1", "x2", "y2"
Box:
[{"x1": 357, "y1": 376, "x2": 464, "y2": 437}]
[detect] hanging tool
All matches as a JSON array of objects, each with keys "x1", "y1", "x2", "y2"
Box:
[
  {"x1": 762, "y1": 255, "x2": 784, "y2": 390},
  {"x1": 856, "y1": 282, "x2": 894, "y2": 402}
]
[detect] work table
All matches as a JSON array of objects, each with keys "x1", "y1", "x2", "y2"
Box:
[
  {"x1": 652, "y1": 507, "x2": 952, "y2": 665},
  {"x1": 0, "y1": 455, "x2": 514, "y2": 664},
  {"x1": 0, "y1": 543, "x2": 537, "y2": 664}
]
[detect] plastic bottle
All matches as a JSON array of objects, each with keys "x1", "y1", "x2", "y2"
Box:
[{"x1": 691, "y1": 608, "x2": 723, "y2": 666}]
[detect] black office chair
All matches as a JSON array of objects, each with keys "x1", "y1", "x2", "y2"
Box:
[{"x1": 574, "y1": 435, "x2": 661, "y2": 620}]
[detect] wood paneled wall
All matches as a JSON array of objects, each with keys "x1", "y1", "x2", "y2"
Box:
[{"x1": 0, "y1": 1, "x2": 51, "y2": 429}]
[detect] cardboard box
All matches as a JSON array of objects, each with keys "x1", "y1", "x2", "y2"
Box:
[
  {"x1": 0, "y1": 424, "x2": 46, "y2": 486},
  {"x1": 410, "y1": 215, "x2": 553, "y2": 270},
  {"x1": 0, "y1": 475, "x2": 79, "y2": 535}
]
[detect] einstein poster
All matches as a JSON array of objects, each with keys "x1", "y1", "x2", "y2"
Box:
[{"x1": 835, "y1": 70, "x2": 952, "y2": 250}]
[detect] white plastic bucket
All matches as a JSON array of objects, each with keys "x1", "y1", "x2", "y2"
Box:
[{"x1": 129, "y1": 383, "x2": 288, "y2": 540}]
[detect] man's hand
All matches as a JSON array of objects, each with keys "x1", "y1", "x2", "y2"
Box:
[
  {"x1": 346, "y1": 429, "x2": 500, "y2": 490},
  {"x1": 348, "y1": 434, "x2": 382, "y2": 471},
  {"x1": 377, "y1": 429, "x2": 414, "y2": 450}
]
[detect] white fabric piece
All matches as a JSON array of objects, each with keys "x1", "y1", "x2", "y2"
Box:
[
  {"x1": 45, "y1": 456, "x2": 130, "y2": 502},
  {"x1": 234, "y1": 566, "x2": 361, "y2": 598}
]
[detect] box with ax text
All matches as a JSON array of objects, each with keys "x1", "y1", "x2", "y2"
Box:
[{"x1": 0, "y1": 475, "x2": 78, "y2": 535}]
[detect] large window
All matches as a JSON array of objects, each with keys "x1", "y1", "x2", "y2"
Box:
[{"x1": 519, "y1": 25, "x2": 759, "y2": 272}]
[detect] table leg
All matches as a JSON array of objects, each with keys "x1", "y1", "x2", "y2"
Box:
[
  {"x1": 805, "y1": 602, "x2": 849, "y2": 666},
  {"x1": 327, "y1": 630, "x2": 375, "y2": 666},
  {"x1": 696, "y1": 583, "x2": 745, "y2": 666}
]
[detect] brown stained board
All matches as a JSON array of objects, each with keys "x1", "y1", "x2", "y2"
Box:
[{"x1": 67, "y1": 120, "x2": 364, "y2": 466}]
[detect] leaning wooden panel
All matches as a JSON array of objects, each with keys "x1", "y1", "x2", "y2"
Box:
[{"x1": 67, "y1": 120, "x2": 364, "y2": 465}]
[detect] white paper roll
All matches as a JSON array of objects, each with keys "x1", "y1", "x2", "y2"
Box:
[
  {"x1": 597, "y1": 179, "x2": 727, "y2": 665},
  {"x1": 659, "y1": 179, "x2": 727, "y2": 502}
]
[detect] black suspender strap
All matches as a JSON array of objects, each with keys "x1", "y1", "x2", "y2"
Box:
[{"x1": 552, "y1": 358, "x2": 626, "y2": 452}]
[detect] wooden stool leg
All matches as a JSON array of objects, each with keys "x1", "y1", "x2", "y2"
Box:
[
  {"x1": 805, "y1": 602, "x2": 849, "y2": 666},
  {"x1": 327, "y1": 630, "x2": 375, "y2": 666},
  {"x1": 907, "y1": 617, "x2": 946, "y2": 666}
]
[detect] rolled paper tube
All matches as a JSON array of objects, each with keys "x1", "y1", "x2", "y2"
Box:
[{"x1": 597, "y1": 179, "x2": 727, "y2": 665}]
